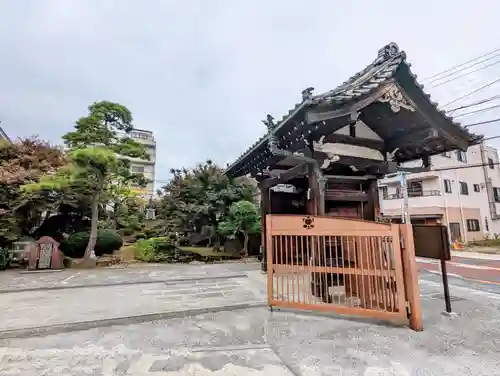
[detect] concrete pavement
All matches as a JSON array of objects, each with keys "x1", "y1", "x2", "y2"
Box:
[{"x1": 0, "y1": 263, "x2": 499, "y2": 375}]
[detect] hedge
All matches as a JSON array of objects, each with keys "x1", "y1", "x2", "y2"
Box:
[{"x1": 60, "y1": 230, "x2": 123, "y2": 258}]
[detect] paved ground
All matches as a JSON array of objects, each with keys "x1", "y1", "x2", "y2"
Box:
[
  {"x1": 418, "y1": 253, "x2": 500, "y2": 285},
  {"x1": 0, "y1": 262, "x2": 499, "y2": 375}
]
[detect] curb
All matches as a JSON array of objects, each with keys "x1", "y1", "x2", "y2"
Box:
[
  {"x1": 0, "y1": 274, "x2": 248, "y2": 295},
  {"x1": 0, "y1": 302, "x2": 268, "y2": 340}
]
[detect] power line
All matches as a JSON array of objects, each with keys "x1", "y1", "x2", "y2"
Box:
[
  {"x1": 431, "y1": 159, "x2": 500, "y2": 173},
  {"x1": 422, "y1": 46, "x2": 500, "y2": 82},
  {"x1": 454, "y1": 104, "x2": 500, "y2": 118},
  {"x1": 446, "y1": 94, "x2": 500, "y2": 113},
  {"x1": 431, "y1": 58, "x2": 500, "y2": 88},
  {"x1": 464, "y1": 117, "x2": 500, "y2": 128},
  {"x1": 441, "y1": 76, "x2": 500, "y2": 108},
  {"x1": 483, "y1": 134, "x2": 500, "y2": 142}
]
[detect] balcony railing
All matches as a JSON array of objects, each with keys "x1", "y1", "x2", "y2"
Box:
[{"x1": 384, "y1": 190, "x2": 441, "y2": 200}]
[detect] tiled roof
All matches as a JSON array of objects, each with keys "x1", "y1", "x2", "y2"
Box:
[{"x1": 225, "y1": 42, "x2": 482, "y2": 176}]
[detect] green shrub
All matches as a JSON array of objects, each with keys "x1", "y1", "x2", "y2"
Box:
[
  {"x1": 60, "y1": 230, "x2": 123, "y2": 258},
  {"x1": 95, "y1": 230, "x2": 123, "y2": 256},
  {"x1": 133, "y1": 236, "x2": 196, "y2": 263},
  {"x1": 134, "y1": 239, "x2": 156, "y2": 262}
]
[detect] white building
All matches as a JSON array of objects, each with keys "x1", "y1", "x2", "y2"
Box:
[
  {"x1": 379, "y1": 143, "x2": 500, "y2": 242},
  {"x1": 127, "y1": 128, "x2": 156, "y2": 198}
]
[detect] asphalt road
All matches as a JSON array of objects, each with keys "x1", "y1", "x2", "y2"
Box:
[{"x1": 417, "y1": 254, "x2": 500, "y2": 291}]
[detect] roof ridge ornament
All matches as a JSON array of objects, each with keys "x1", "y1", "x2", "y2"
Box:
[
  {"x1": 374, "y1": 42, "x2": 400, "y2": 65},
  {"x1": 263, "y1": 114, "x2": 278, "y2": 149},
  {"x1": 301, "y1": 87, "x2": 314, "y2": 100}
]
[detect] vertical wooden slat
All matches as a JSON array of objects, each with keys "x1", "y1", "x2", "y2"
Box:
[
  {"x1": 352, "y1": 236, "x2": 360, "y2": 307},
  {"x1": 365, "y1": 236, "x2": 373, "y2": 309},
  {"x1": 300, "y1": 235, "x2": 305, "y2": 304},
  {"x1": 266, "y1": 215, "x2": 273, "y2": 306},
  {"x1": 322, "y1": 235, "x2": 328, "y2": 303},
  {"x1": 285, "y1": 235, "x2": 291, "y2": 302},
  {"x1": 291, "y1": 235, "x2": 296, "y2": 303},
  {"x1": 333, "y1": 236, "x2": 345, "y2": 304},
  {"x1": 386, "y1": 237, "x2": 394, "y2": 312},
  {"x1": 328, "y1": 235, "x2": 333, "y2": 305},
  {"x1": 358, "y1": 236, "x2": 367, "y2": 308},
  {"x1": 372, "y1": 236, "x2": 382, "y2": 309},
  {"x1": 379, "y1": 237, "x2": 388, "y2": 311},
  {"x1": 304, "y1": 236, "x2": 312, "y2": 304}
]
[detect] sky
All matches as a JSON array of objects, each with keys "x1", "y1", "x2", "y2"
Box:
[{"x1": 1, "y1": 0, "x2": 499, "y2": 189}]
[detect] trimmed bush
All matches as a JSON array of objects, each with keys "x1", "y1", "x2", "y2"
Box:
[
  {"x1": 61, "y1": 230, "x2": 123, "y2": 258},
  {"x1": 133, "y1": 236, "x2": 195, "y2": 263}
]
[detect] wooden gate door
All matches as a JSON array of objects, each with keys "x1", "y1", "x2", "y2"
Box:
[{"x1": 266, "y1": 214, "x2": 409, "y2": 325}]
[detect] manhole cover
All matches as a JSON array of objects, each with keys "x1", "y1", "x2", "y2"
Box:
[{"x1": 428, "y1": 293, "x2": 465, "y2": 302}]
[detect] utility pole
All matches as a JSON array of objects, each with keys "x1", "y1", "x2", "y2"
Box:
[{"x1": 399, "y1": 171, "x2": 410, "y2": 224}]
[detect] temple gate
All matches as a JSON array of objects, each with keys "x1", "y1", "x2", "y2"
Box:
[{"x1": 224, "y1": 43, "x2": 482, "y2": 331}]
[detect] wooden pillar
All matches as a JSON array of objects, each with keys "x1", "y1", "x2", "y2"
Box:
[
  {"x1": 400, "y1": 223, "x2": 423, "y2": 331},
  {"x1": 364, "y1": 179, "x2": 380, "y2": 221},
  {"x1": 306, "y1": 165, "x2": 322, "y2": 215},
  {"x1": 260, "y1": 184, "x2": 271, "y2": 272}
]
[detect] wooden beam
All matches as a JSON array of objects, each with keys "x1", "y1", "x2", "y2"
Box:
[
  {"x1": 385, "y1": 128, "x2": 439, "y2": 151},
  {"x1": 322, "y1": 133, "x2": 385, "y2": 151},
  {"x1": 261, "y1": 163, "x2": 309, "y2": 190},
  {"x1": 325, "y1": 174, "x2": 378, "y2": 181}
]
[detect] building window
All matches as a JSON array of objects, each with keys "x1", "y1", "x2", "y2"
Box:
[
  {"x1": 494, "y1": 187, "x2": 500, "y2": 202},
  {"x1": 456, "y1": 150, "x2": 467, "y2": 163},
  {"x1": 485, "y1": 217, "x2": 489, "y2": 232},
  {"x1": 459, "y1": 181, "x2": 468, "y2": 195},
  {"x1": 473, "y1": 184, "x2": 480, "y2": 192},
  {"x1": 488, "y1": 158, "x2": 495, "y2": 169},
  {"x1": 131, "y1": 165, "x2": 145, "y2": 173},
  {"x1": 380, "y1": 186, "x2": 388, "y2": 199},
  {"x1": 407, "y1": 180, "x2": 423, "y2": 197},
  {"x1": 441, "y1": 151, "x2": 451, "y2": 158},
  {"x1": 466, "y1": 219, "x2": 480, "y2": 232},
  {"x1": 444, "y1": 179, "x2": 452, "y2": 193}
]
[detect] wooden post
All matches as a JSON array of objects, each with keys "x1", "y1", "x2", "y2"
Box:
[
  {"x1": 260, "y1": 184, "x2": 270, "y2": 272},
  {"x1": 400, "y1": 223, "x2": 423, "y2": 331},
  {"x1": 266, "y1": 214, "x2": 274, "y2": 307},
  {"x1": 307, "y1": 165, "x2": 321, "y2": 215}
]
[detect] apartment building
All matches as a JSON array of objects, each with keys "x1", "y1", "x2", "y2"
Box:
[
  {"x1": 379, "y1": 143, "x2": 500, "y2": 243},
  {"x1": 126, "y1": 128, "x2": 156, "y2": 197}
]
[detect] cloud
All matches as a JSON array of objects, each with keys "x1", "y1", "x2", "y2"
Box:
[{"x1": 1, "y1": 0, "x2": 499, "y2": 189}]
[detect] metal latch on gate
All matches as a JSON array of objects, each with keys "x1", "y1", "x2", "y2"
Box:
[{"x1": 405, "y1": 301, "x2": 411, "y2": 318}]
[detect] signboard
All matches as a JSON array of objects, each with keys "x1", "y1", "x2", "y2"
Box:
[{"x1": 413, "y1": 224, "x2": 451, "y2": 261}]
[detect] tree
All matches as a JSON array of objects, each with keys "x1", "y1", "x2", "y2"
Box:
[
  {"x1": 0, "y1": 137, "x2": 68, "y2": 246},
  {"x1": 218, "y1": 200, "x2": 261, "y2": 257},
  {"x1": 25, "y1": 101, "x2": 149, "y2": 259},
  {"x1": 158, "y1": 160, "x2": 257, "y2": 245}
]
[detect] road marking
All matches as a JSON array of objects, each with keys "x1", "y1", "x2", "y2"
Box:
[
  {"x1": 420, "y1": 279, "x2": 500, "y2": 299},
  {"x1": 423, "y1": 270, "x2": 500, "y2": 287},
  {"x1": 60, "y1": 273, "x2": 80, "y2": 284},
  {"x1": 417, "y1": 258, "x2": 500, "y2": 271}
]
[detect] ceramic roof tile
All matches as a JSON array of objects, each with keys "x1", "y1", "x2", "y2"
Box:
[{"x1": 225, "y1": 42, "x2": 482, "y2": 176}]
